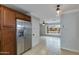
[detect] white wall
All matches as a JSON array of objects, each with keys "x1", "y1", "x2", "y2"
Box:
[
  {"x1": 40, "y1": 24, "x2": 46, "y2": 35},
  {"x1": 61, "y1": 11, "x2": 79, "y2": 52},
  {"x1": 31, "y1": 15, "x2": 40, "y2": 47}
]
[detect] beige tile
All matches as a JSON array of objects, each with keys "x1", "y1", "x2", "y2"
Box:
[
  {"x1": 23, "y1": 36, "x2": 79, "y2": 55},
  {"x1": 61, "y1": 49, "x2": 79, "y2": 55},
  {"x1": 23, "y1": 36, "x2": 60, "y2": 55}
]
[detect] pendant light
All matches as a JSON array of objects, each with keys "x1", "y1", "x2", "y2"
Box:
[
  {"x1": 56, "y1": 5, "x2": 60, "y2": 16},
  {"x1": 42, "y1": 21, "x2": 45, "y2": 25}
]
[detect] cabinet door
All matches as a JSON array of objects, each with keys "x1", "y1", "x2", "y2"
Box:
[
  {"x1": 16, "y1": 12, "x2": 31, "y2": 21},
  {"x1": 0, "y1": 6, "x2": 1, "y2": 53},
  {"x1": 0, "y1": 7, "x2": 1, "y2": 29},
  {"x1": 16, "y1": 12, "x2": 25, "y2": 19},
  {"x1": 1, "y1": 27, "x2": 16, "y2": 55},
  {"x1": 2, "y1": 7, "x2": 15, "y2": 27}
]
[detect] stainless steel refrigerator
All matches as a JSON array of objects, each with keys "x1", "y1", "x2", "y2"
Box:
[{"x1": 16, "y1": 19, "x2": 32, "y2": 55}]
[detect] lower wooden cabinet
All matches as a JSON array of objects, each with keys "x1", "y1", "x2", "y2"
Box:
[
  {"x1": 0, "y1": 30, "x2": 1, "y2": 52},
  {"x1": 0, "y1": 27, "x2": 16, "y2": 55}
]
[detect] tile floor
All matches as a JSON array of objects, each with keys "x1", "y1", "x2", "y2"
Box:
[{"x1": 23, "y1": 36, "x2": 79, "y2": 55}]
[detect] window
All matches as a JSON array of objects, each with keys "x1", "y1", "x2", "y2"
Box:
[{"x1": 46, "y1": 20, "x2": 61, "y2": 35}]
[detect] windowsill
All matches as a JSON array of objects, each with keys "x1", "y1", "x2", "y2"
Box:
[{"x1": 40, "y1": 34, "x2": 61, "y2": 37}]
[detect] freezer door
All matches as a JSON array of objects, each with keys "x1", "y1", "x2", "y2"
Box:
[
  {"x1": 17, "y1": 36, "x2": 24, "y2": 54},
  {"x1": 24, "y1": 22, "x2": 32, "y2": 51}
]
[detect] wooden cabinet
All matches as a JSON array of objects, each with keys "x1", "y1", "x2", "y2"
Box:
[
  {"x1": 0, "y1": 27, "x2": 16, "y2": 55},
  {"x1": 0, "y1": 6, "x2": 1, "y2": 52},
  {"x1": 16, "y1": 12, "x2": 31, "y2": 21},
  {"x1": 0, "y1": 6, "x2": 1, "y2": 29},
  {"x1": 0, "y1": 30, "x2": 1, "y2": 50},
  {"x1": 1, "y1": 7, "x2": 15, "y2": 27},
  {"x1": 0, "y1": 6, "x2": 16, "y2": 55},
  {"x1": 16, "y1": 12, "x2": 25, "y2": 19},
  {"x1": 0, "y1": 5, "x2": 31, "y2": 55}
]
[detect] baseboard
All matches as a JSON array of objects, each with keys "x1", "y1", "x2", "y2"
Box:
[{"x1": 61, "y1": 48, "x2": 79, "y2": 53}]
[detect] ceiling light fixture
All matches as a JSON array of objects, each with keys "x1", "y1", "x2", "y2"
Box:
[
  {"x1": 56, "y1": 5, "x2": 60, "y2": 16},
  {"x1": 42, "y1": 21, "x2": 45, "y2": 25}
]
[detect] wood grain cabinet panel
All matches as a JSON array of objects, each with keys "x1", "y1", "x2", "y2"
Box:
[
  {"x1": 16, "y1": 12, "x2": 31, "y2": 21},
  {"x1": 2, "y1": 7, "x2": 15, "y2": 27},
  {"x1": 0, "y1": 7, "x2": 1, "y2": 29},
  {"x1": 1, "y1": 27, "x2": 16, "y2": 55},
  {"x1": 0, "y1": 6, "x2": 1, "y2": 52},
  {"x1": 16, "y1": 12, "x2": 25, "y2": 19},
  {"x1": 0, "y1": 30, "x2": 1, "y2": 50},
  {"x1": 0, "y1": 6, "x2": 16, "y2": 55}
]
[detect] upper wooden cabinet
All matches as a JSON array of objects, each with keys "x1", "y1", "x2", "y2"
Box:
[
  {"x1": 0, "y1": 6, "x2": 1, "y2": 29},
  {"x1": 15, "y1": 12, "x2": 31, "y2": 21},
  {"x1": 1, "y1": 7, "x2": 16, "y2": 27}
]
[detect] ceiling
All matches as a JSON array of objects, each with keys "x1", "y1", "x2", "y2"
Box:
[{"x1": 5, "y1": 4, "x2": 79, "y2": 20}]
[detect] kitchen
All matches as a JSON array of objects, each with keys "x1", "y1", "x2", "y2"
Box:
[
  {"x1": 0, "y1": 4, "x2": 79, "y2": 55},
  {"x1": 0, "y1": 4, "x2": 61, "y2": 55}
]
